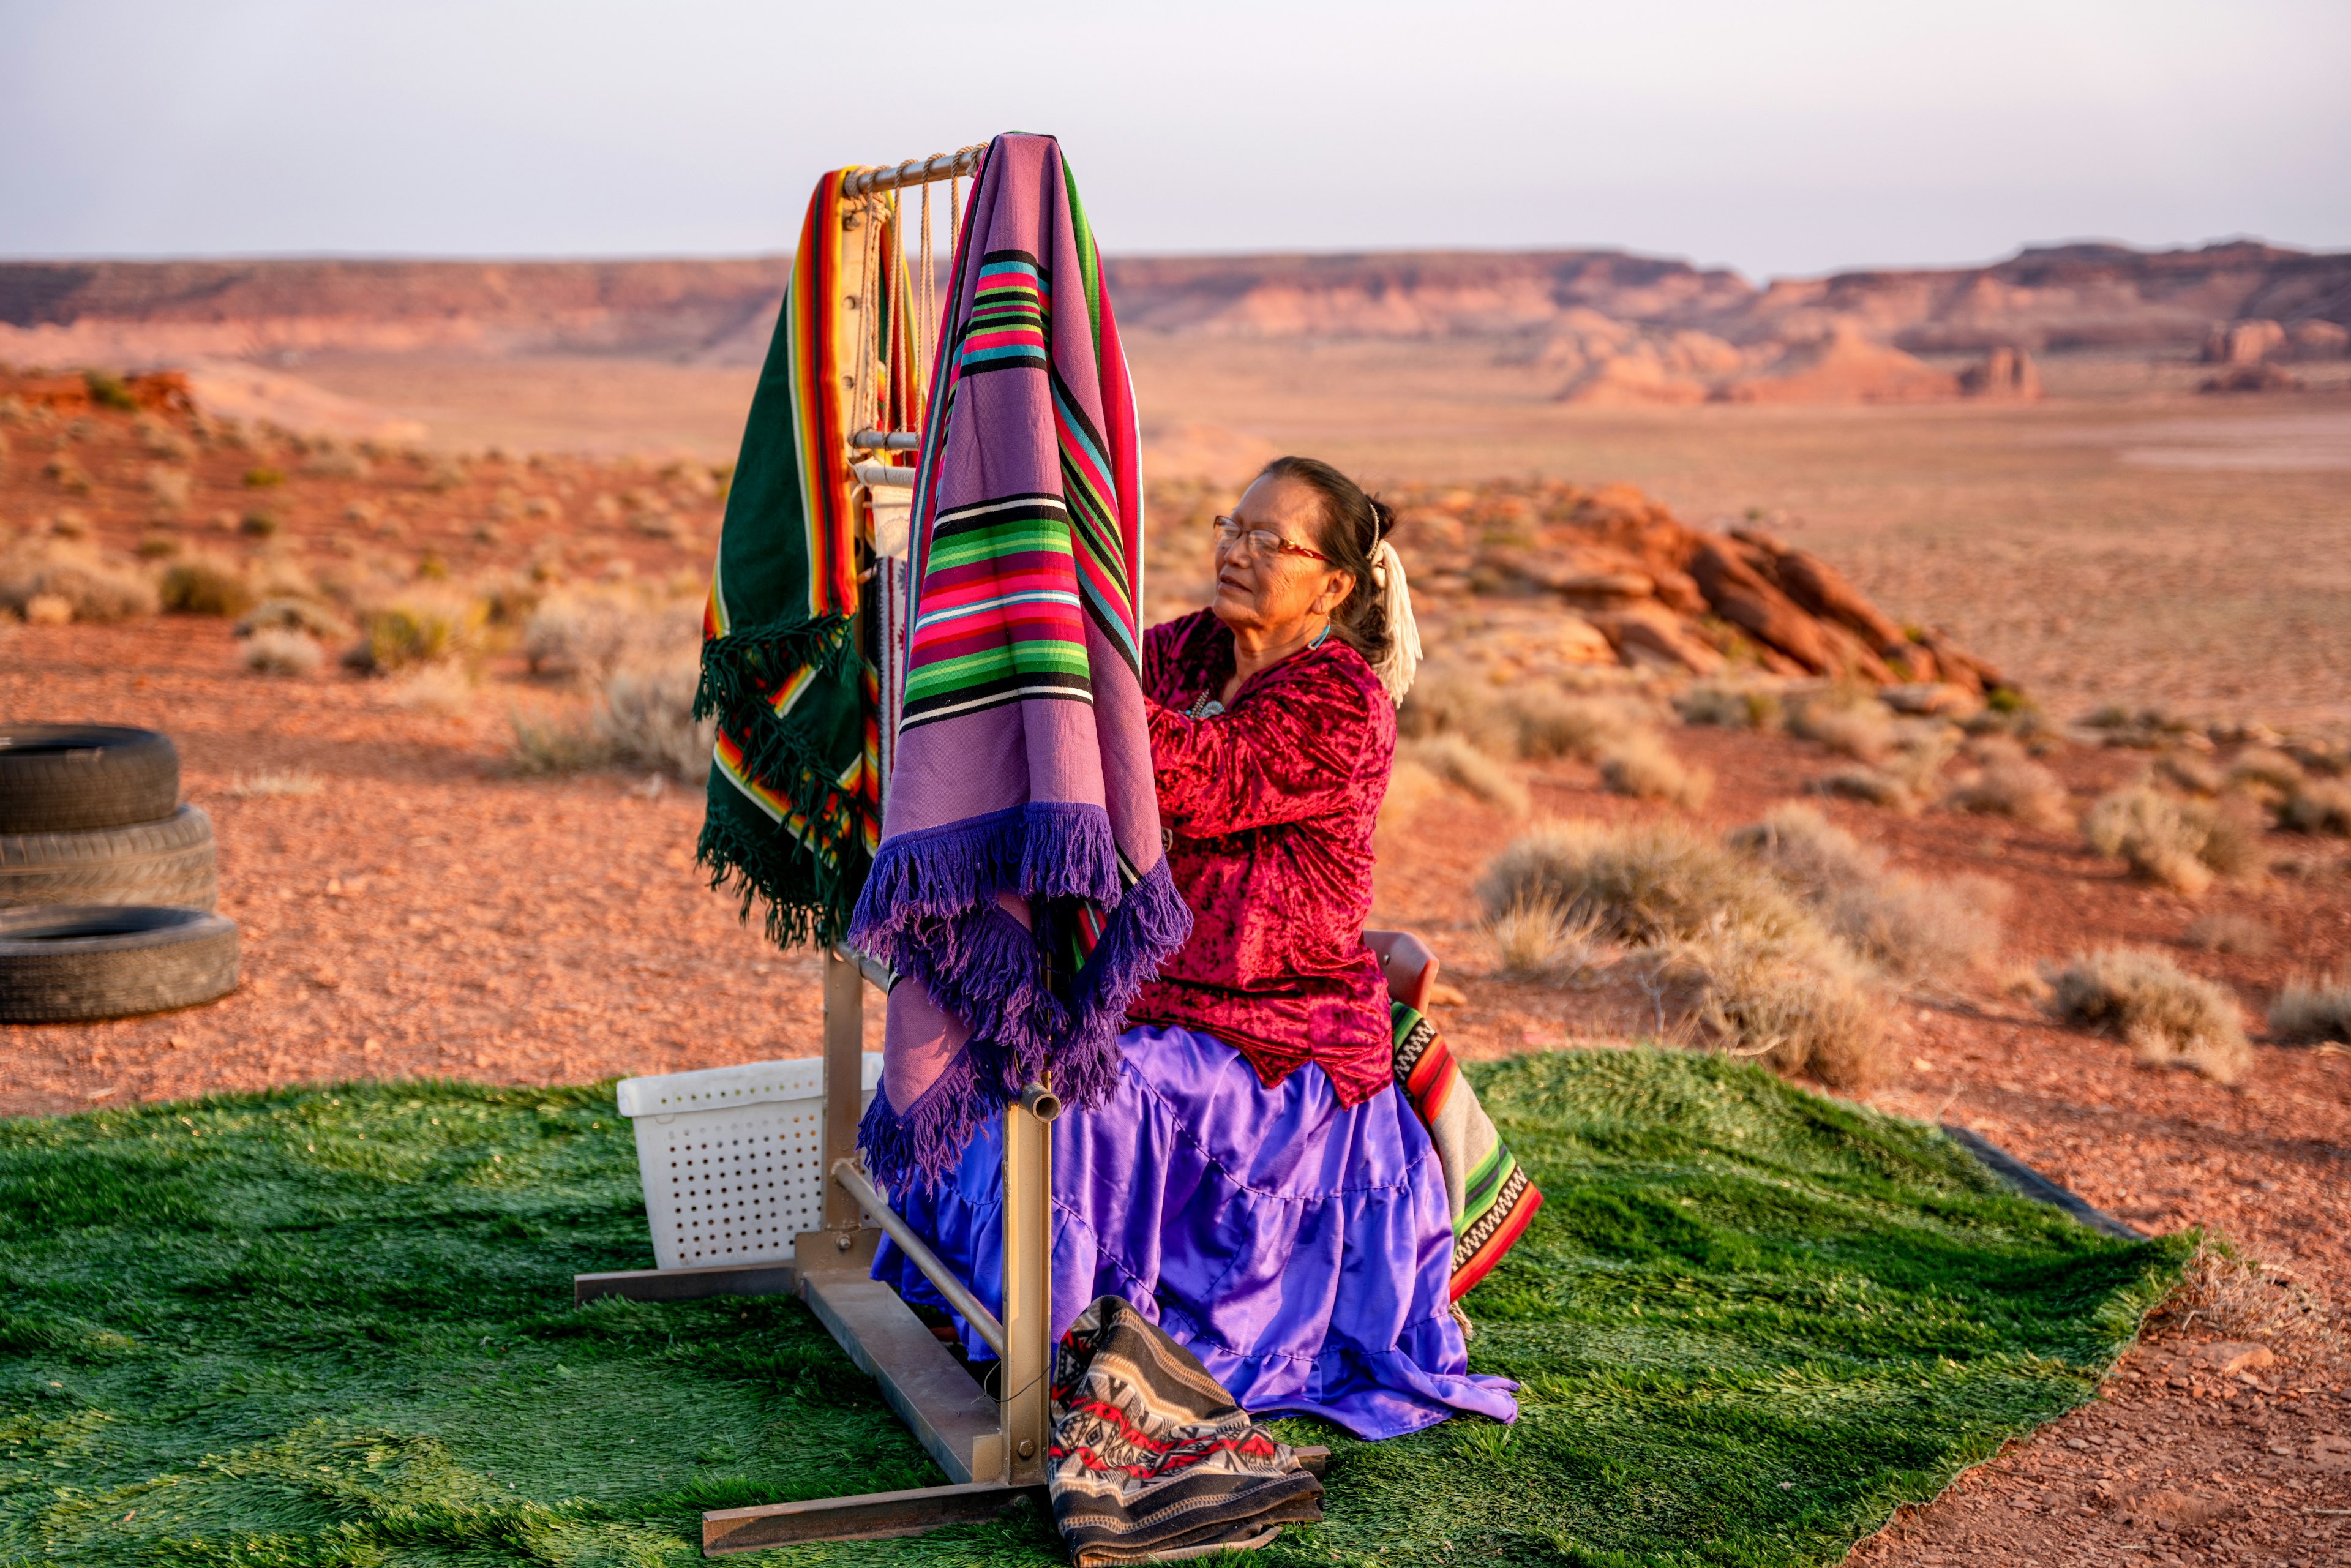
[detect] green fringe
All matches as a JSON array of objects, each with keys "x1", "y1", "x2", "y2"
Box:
[
  {"x1": 697, "y1": 794, "x2": 867, "y2": 951},
  {"x1": 695, "y1": 612, "x2": 871, "y2": 951},
  {"x1": 692, "y1": 612, "x2": 857, "y2": 724}
]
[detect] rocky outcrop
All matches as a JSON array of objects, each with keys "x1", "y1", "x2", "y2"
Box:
[
  {"x1": 1957, "y1": 346, "x2": 2042, "y2": 399},
  {"x1": 2202, "y1": 318, "x2": 2288, "y2": 364},
  {"x1": 1375, "y1": 479, "x2": 2008, "y2": 694},
  {"x1": 1708, "y1": 324, "x2": 1959, "y2": 405}
]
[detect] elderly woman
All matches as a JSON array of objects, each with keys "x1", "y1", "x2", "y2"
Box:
[{"x1": 878, "y1": 456, "x2": 1515, "y2": 1440}]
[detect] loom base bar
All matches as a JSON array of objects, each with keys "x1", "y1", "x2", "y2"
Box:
[
  {"x1": 795, "y1": 1224, "x2": 1005, "y2": 1487},
  {"x1": 703, "y1": 1479, "x2": 1044, "y2": 1553},
  {"x1": 570, "y1": 1261, "x2": 800, "y2": 1307}
]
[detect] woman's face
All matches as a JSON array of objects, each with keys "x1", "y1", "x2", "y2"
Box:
[{"x1": 1210, "y1": 474, "x2": 1355, "y2": 640}]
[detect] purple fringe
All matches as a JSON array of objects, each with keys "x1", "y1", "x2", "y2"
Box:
[
  {"x1": 858, "y1": 1049, "x2": 991, "y2": 1193},
  {"x1": 849, "y1": 804, "x2": 1196, "y2": 1193}
]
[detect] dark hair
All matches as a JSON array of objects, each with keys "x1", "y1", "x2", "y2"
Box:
[{"x1": 1254, "y1": 455, "x2": 1391, "y2": 664}]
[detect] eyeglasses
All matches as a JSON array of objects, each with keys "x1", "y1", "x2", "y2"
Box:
[{"x1": 1212, "y1": 516, "x2": 1330, "y2": 563}]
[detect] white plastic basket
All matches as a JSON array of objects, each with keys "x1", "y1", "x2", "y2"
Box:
[{"x1": 615, "y1": 1052, "x2": 883, "y2": 1270}]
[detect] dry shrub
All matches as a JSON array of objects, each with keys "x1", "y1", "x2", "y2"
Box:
[
  {"x1": 2268, "y1": 974, "x2": 2351, "y2": 1045},
  {"x1": 1477, "y1": 819, "x2": 1809, "y2": 948},
  {"x1": 2279, "y1": 779, "x2": 2351, "y2": 838},
  {"x1": 508, "y1": 710, "x2": 614, "y2": 776},
  {"x1": 228, "y1": 769, "x2": 321, "y2": 798},
  {"x1": 599, "y1": 658, "x2": 714, "y2": 780},
  {"x1": 2146, "y1": 1241, "x2": 2342, "y2": 1359},
  {"x1": 1726, "y1": 803, "x2": 1883, "y2": 900},
  {"x1": 241, "y1": 628, "x2": 321, "y2": 677},
  {"x1": 1651, "y1": 932, "x2": 1891, "y2": 1089},
  {"x1": 2183, "y1": 911, "x2": 2274, "y2": 956},
  {"x1": 2046, "y1": 947, "x2": 2251, "y2": 1082},
  {"x1": 1945, "y1": 741, "x2": 2069, "y2": 827},
  {"x1": 23, "y1": 594, "x2": 71, "y2": 626},
  {"x1": 1395, "y1": 669, "x2": 1514, "y2": 754},
  {"x1": 1807, "y1": 767, "x2": 1918, "y2": 813},
  {"x1": 0, "y1": 539, "x2": 158, "y2": 622},
  {"x1": 158, "y1": 554, "x2": 256, "y2": 617},
  {"x1": 300, "y1": 446, "x2": 371, "y2": 481},
  {"x1": 1788, "y1": 692, "x2": 1895, "y2": 762},
  {"x1": 354, "y1": 592, "x2": 486, "y2": 674},
  {"x1": 520, "y1": 591, "x2": 694, "y2": 683},
  {"x1": 1729, "y1": 804, "x2": 2003, "y2": 982},
  {"x1": 2154, "y1": 751, "x2": 2227, "y2": 796},
  {"x1": 2083, "y1": 782, "x2": 2259, "y2": 895},
  {"x1": 2229, "y1": 746, "x2": 2304, "y2": 795},
  {"x1": 1485, "y1": 898, "x2": 1610, "y2": 985},
  {"x1": 389, "y1": 663, "x2": 476, "y2": 716},
  {"x1": 1511, "y1": 690, "x2": 1646, "y2": 762},
  {"x1": 1401, "y1": 735, "x2": 1529, "y2": 816},
  {"x1": 1828, "y1": 873, "x2": 2006, "y2": 983},
  {"x1": 1596, "y1": 732, "x2": 1712, "y2": 808},
  {"x1": 1675, "y1": 680, "x2": 1782, "y2": 731},
  {"x1": 235, "y1": 596, "x2": 351, "y2": 642},
  {"x1": 147, "y1": 465, "x2": 192, "y2": 511}
]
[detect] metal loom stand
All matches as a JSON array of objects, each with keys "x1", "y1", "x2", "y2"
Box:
[
  {"x1": 570, "y1": 143, "x2": 1323, "y2": 1552},
  {"x1": 576, "y1": 947, "x2": 1073, "y2": 1550}
]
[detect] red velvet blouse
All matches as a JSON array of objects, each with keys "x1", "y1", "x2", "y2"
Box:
[{"x1": 1125, "y1": 610, "x2": 1395, "y2": 1105}]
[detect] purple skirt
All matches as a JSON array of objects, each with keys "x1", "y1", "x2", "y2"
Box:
[{"x1": 872, "y1": 1021, "x2": 1517, "y2": 1440}]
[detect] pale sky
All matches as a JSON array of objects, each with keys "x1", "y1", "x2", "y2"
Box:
[{"x1": 5, "y1": 0, "x2": 2347, "y2": 280}]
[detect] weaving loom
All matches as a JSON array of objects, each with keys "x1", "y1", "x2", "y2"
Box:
[{"x1": 577, "y1": 142, "x2": 1327, "y2": 1552}]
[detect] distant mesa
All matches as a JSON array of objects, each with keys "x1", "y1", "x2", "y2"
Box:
[{"x1": 2, "y1": 238, "x2": 2343, "y2": 408}]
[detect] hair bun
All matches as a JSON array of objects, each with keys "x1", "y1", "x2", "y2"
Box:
[{"x1": 1366, "y1": 496, "x2": 1392, "y2": 541}]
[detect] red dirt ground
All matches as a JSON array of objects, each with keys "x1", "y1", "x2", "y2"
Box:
[{"x1": 4, "y1": 614, "x2": 2348, "y2": 1566}]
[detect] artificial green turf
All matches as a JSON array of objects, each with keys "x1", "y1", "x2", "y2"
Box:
[{"x1": 0, "y1": 1049, "x2": 2186, "y2": 1567}]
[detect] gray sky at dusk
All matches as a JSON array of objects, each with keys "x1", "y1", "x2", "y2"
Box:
[{"x1": 5, "y1": 0, "x2": 2346, "y2": 280}]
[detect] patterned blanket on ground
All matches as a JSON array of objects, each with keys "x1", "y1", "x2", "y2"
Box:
[
  {"x1": 1049, "y1": 1296, "x2": 1324, "y2": 1566},
  {"x1": 1392, "y1": 1001, "x2": 1544, "y2": 1299},
  {"x1": 849, "y1": 133, "x2": 1190, "y2": 1193},
  {"x1": 694, "y1": 167, "x2": 921, "y2": 948}
]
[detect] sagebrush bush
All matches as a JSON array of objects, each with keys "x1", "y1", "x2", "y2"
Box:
[
  {"x1": 389, "y1": 664, "x2": 476, "y2": 716},
  {"x1": 2083, "y1": 782, "x2": 2257, "y2": 895},
  {"x1": 158, "y1": 555, "x2": 256, "y2": 618},
  {"x1": 1484, "y1": 898, "x2": 1608, "y2": 985},
  {"x1": 1477, "y1": 819, "x2": 1811, "y2": 948},
  {"x1": 2046, "y1": 947, "x2": 2251, "y2": 1082},
  {"x1": 2280, "y1": 780, "x2": 2351, "y2": 838},
  {"x1": 520, "y1": 592, "x2": 693, "y2": 684},
  {"x1": 1788, "y1": 692, "x2": 1895, "y2": 762},
  {"x1": 1807, "y1": 767, "x2": 1918, "y2": 813},
  {"x1": 1651, "y1": 932, "x2": 1891, "y2": 1089},
  {"x1": 1512, "y1": 691, "x2": 1646, "y2": 762},
  {"x1": 355, "y1": 593, "x2": 485, "y2": 673},
  {"x1": 1727, "y1": 803, "x2": 1884, "y2": 901},
  {"x1": 1675, "y1": 680, "x2": 1781, "y2": 730},
  {"x1": 1400, "y1": 734, "x2": 1530, "y2": 816},
  {"x1": 598, "y1": 658, "x2": 714, "y2": 780},
  {"x1": 1728, "y1": 804, "x2": 2003, "y2": 981},
  {"x1": 2228, "y1": 747, "x2": 2304, "y2": 795},
  {"x1": 0, "y1": 539, "x2": 158, "y2": 622},
  {"x1": 2268, "y1": 975, "x2": 2351, "y2": 1045},
  {"x1": 1944, "y1": 741, "x2": 2069, "y2": 827},
  {"x1": 235, "y1": 596, "x2": 351, "y2": 642},
  {"x1": 1396, "y1": 670, "x2": 1515, "y2": 755},
  {"x1": 241, "y1": 628, "x2": 321, "y2": 677},
  {"x1": 1597, "y1": 732, "x2": 1712, "y2": 808},
  {"x1": 1828, "y1": 872, "x2": 2006, "y2": 983},
  {"x1": 2183, "y1": 911, "x2": 2274, "y2": 956}
]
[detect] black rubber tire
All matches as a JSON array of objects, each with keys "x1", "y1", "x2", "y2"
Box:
[
  {"x1": 0, "y1": 806, "x2": 217, "y2": 912},
  {"x1": 0, "y1": 906, "x2": 239, "y2": 1022},
  {"x1": 0, "y1": 726, "x2": 180, "y2": 835}
]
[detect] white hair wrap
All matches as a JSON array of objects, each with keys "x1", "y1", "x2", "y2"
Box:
[{"x1": 1368, "y1": 538, "x2": 1421, "y2": 706}]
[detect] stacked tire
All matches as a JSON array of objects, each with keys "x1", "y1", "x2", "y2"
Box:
[{"x1": 0, "y1": 726, "x2": 240, "y2": 1022}]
